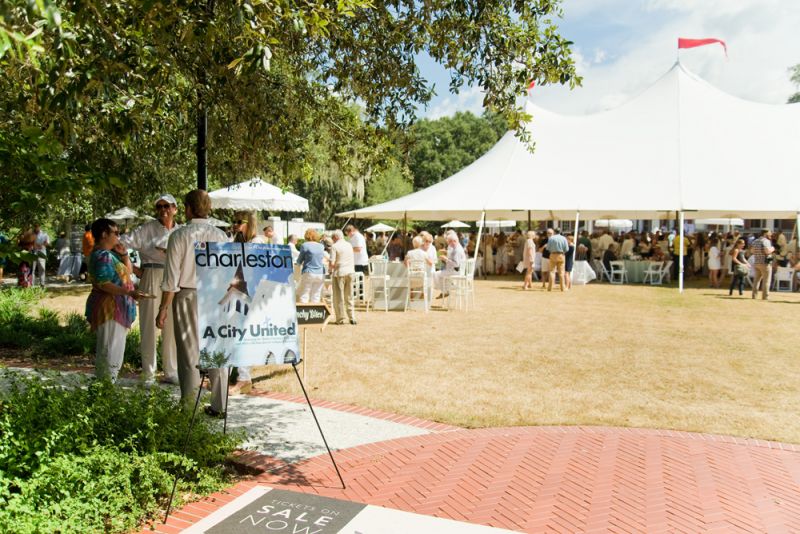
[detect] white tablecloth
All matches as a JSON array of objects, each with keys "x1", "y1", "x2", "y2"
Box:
[{"x1": 572, "y1": 260, "x2": 597, "y2": 285}]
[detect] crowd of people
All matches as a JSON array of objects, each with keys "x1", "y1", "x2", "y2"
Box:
[{"x1": 5, "y1": 198, "x2": 799, "y2": 417}]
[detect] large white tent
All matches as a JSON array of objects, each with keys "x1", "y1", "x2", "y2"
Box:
[
  {"x1": 339, "y1": 61, "x2": 800, "y2": 222},
  {"x1": 209, "y1": 178, "x2": 309, "y2": 212}
]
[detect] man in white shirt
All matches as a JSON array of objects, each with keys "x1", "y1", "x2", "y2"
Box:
[
  {"x1": 330, "y1": 229, "x2": 356, "y2": 325},
  {"x1": 346, "y1": 225, "x2": 368, "y2": 273},
  {"x1": 435, "y1": 230, "x2": 466, "y2": 296},
  {"x1": 32, "y1": 223, "x2": 50, "y2": 286},
  {"x1": 122, "y1": 194, "x2": 181, "y2": 385},
  {"x1": 597, "y1": 230, "x2": 615, "y2": 257},
  {"x1": 263, "y1": 225, "x2": 278, "y2": 244},
  {"x1": 157, "y1": 190, "x2": 230, "y2": 416}
]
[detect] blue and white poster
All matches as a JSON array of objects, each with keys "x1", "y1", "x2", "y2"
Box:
[{"x1": 195, "y1": 242, "x2": 300, "y2": 369}]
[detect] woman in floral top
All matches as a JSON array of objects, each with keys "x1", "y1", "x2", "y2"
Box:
[{"x1": 85, "y1": 218, "x2": 143, "y2": 381}]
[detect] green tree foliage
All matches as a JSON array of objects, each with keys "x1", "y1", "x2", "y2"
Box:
[
  {"x1": 789, "y1": 64, "x2": 800, "y2": 104},
  {"x1": 365, "y1": 161, "x2": 414, "y2": 206},
  {"x1": 405, "y1": 111, "x2": 508, "y2": 190},
  {"x1": 1, "y1": 0, "x2": 579, "y2": 229}
]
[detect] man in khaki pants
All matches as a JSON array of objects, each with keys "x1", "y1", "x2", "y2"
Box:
[
  {"x1": 330, "y1": 229, "x2": 356, "y2": 325},
  {"x1": 750, "y1": 229, "x2": 774, "y2": 300},
  {"x1": 545, "y1": 228, "x2": 569, "y2": 292},
  {"x1": 122, "y1": 194, "x2": 180, "y2": 385},
  {"x1": 157, "y1": 190, "x2": 230, "y2": 416}
]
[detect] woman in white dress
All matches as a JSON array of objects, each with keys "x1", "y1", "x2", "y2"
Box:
[{"x1": 707, "y1": 236, "x2": 722, "y2": 288}]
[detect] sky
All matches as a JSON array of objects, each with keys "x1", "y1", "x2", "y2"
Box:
[{"x1": 419, "y1": 0, "x2": 800, "y2": 118}]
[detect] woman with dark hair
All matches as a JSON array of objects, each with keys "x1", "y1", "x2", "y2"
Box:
[
  {"x1": 729, "y1": 238, "x2": 748, "y2": 296},
  {"x1": 16, "y1": 232, "x2": 35, "y2": 288},
  {"x1": 85, "y1": 218, "x2": 143, "y2": 381}
]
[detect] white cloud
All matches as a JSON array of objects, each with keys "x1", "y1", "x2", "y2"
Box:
[
  {"x1": 593, "y1": 49, "x2": 607, "y2": 64},
  {"x1": 416, "y1": 1, "x2": 800, "y2": 119},
  {"x1": 425, "y1": 85, "x2": 485, "y2": 119},
  {"x1": 530, "y1": 0, "x2": 800, "y2": 114}
]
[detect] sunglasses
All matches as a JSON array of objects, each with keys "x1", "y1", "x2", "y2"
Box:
[
  {"x1": 234, "y1": 220, "x2": 244, "y2": 225},
  {"x1": 155, "y1": 203, "x2": 172, "y2": 210}
]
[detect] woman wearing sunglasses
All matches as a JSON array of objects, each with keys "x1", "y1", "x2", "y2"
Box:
[{"x1": 85, "y1": 218, "x2": 145, "y2": 382}]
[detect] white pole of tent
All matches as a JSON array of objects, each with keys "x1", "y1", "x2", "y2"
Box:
[
  {"x1": 380, "y1": 228, "x2": 396, "y2": 258},
  {"x1": 473, "y1": 211, "x2": 486, "y2": 278},
  {"x1": 572, "y1": 211, "x2": 580, "y2": 265},
  {"x1": 679, "y1": 211, "x2": 685, "y2": 293},
  {"x1": 339, "y1": 217, "x2": 351, "y2": 232}
]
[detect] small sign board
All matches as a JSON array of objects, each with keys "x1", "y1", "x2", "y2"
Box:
[
  {"x1": 204, "y1": 489, "x2": 364, "y2": 534},
  {"x1": 296, "y1": 303, "x2": 332, "y2": 327}
]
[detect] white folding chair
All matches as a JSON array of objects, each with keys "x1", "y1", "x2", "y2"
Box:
[
  {"x1": 660, "y1": 261, "x2": 673, "y2": 283},
  {"x1": 774, "y1": 266, "x2": 794, "y2": 292},
  {"x1": 350, "y1": 271, "x2": 366, "y2": 315},
  {"x1": 367, "y1": 258, "x2": 390, "y2": 312},
  {"x1": 609, "y1": 260, "x2": 628, "y2": 284},
  {"x1": 405, "y1": 260, "x2": 429, "y2": 312},
  {"x1": 446, "y1": 276, "x2": 470, "y2": 311},
  {"x1": 593, "y1": 259, "x2": 611, "y2": 282},
  {"x1": 642, "y1": 261, "x2": 664, "y2": 285}
]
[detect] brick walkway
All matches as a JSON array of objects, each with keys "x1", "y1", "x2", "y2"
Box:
[{"x1": 148, "y1": 401, "x2": 800, "y2": 533}]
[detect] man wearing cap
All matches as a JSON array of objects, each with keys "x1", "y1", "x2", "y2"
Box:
[{"x1": 121, "y1": 194, "x2": 180, "y2": 385}]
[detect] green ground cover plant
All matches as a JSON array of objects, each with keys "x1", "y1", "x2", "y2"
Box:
[
  {"x1": 0, "y1": 287, "x2": 152, "y2": 369},
  {"x1": 0, "y1": 370, "x2": 242, "y2": 533}
]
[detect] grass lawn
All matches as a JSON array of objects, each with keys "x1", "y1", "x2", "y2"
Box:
[{"x1": 37, "y1": 277, "x2": 800, "y2": 444}]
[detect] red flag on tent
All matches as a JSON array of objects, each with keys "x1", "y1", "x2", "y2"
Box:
[
  {"x1": 527, "y1": 79, "x2": 536, "y2": 90},
  {"x1": 678, "y1": 37, "x2": 727, "y2": 57}
]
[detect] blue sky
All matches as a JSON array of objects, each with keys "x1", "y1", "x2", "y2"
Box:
[{"x1": 418, "y1": 0, "x2": 800, "y2": 118}]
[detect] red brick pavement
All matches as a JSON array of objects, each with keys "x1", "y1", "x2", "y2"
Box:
[{"x1": 147, "y1": 423, "x2": 800, "y2": 533}]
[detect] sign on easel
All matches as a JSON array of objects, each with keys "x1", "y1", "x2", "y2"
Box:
[
  {"x1": 296, "y1": 302, "x2": 332, "y2": 328},
  {"x1": 195, "y1": 242, "x2": 300, "y2": 368}
]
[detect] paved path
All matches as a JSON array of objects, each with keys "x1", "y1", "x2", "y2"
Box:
[{"x1": 149, "y1": 391, "x2": 800, "y2": 534}]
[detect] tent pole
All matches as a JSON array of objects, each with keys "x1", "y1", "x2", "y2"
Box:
[
  {"x1": 474, "y1": 211, "x2": 486, "y2": 279},
  {"x1": 339, "y1": 217, "x2": 351, "y2": 232},
  {"x1": 381, "y1": 228, "x2": 395, "y2": 258},
  {"x1": 679, "y1": 211, "x2": 685, "y2": 294},
  {"x1": 572, "y1": 211, "x2": 580, "y2": 265},
  {"x1": 402, "y1": 212, "x2": 407, "y2": 256},
  {"x1": 527, "y1": 210, "x2": 531, "y2": 231},
  {"x1": 792, "y1": 213, "x2": 799, "y2": 249}
]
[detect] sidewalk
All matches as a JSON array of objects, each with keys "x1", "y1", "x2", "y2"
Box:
[{"x1": 149, "y1": 388, "x2": 800, "y2": 533}]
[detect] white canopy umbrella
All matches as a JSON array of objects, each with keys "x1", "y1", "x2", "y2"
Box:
[
  {"x1": 694, "y1": 218, "x2": 744, "y2": 227},
  {"x1": 477, "y1": 220, "x2": 517, "y2": 228},
  {"x1": 104, "y1": 207, "x2": 143, "y2": 223},
  {"x1": 208, "y1": 178, "x2": 309, "y2": 212},
  {"x1": 206, "y1": 216, "x2": 231, "y2": 228},
  {"x1": 365, "y1": 222, "x2": 395, "y2": 232},
  {"x1": 594, "y1": 219, "x2": 634, "y2": 230},
  {"x1": 441, "y1": 220, "x2": 470, "y2": 229}
]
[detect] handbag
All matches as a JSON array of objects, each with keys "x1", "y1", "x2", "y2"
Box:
[{"x1": 735, "y1": 263, "x2": 749, "y2": 276}]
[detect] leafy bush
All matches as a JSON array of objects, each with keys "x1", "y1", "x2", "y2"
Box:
[
  {"x1": 0, "y1": 370, "x2": 241, "y2": 532},
  {"x1": 0, "y1": 287, "x2": 45, "y2": 324}
]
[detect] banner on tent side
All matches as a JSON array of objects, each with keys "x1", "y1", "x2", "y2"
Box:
[{"x1": 195, "y1": 242, "x2": 300, "y2": 369}]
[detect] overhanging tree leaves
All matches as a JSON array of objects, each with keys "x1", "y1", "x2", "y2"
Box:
[{"x1": 1, "y1": 0, "x2": 580, "y2": 230}]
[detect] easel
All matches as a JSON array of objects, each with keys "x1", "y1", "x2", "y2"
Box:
[{"x1": 164, "y1": 336, "x2": 343, "y2": 523}]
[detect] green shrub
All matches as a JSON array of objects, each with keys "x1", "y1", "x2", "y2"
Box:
[
  {"x1": 0, "y1": 287, "x2": 45, "y2": 323},
  {"x1": 0, "y1": 370, "x2": 242, "y2": 532}
]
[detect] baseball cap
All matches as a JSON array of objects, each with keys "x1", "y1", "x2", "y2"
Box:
[{"x1": 156, "y1": 194, "x2": 177, "y2": 206}]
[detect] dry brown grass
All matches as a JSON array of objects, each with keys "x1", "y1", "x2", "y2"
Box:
[{"x1": 39, "y1": 278, "x2": 800, "y2": 443}]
